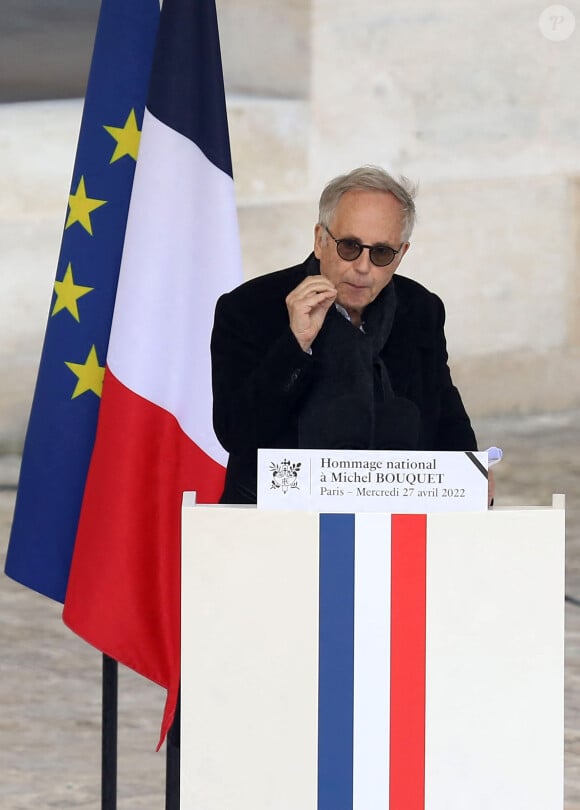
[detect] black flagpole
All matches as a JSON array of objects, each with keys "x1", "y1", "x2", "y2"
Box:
[
  {"x1": 166, "y1": 737, "x2": 180, "y2": 810},
  {"x1": 102, "y1": 654, "x2": 118, "y2": 810},
  {"x1": 166, "y1": 690, "x2": 180, "y2": 810}
]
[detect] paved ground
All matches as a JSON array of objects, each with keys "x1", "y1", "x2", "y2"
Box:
[{"x1": 2, "y1": 410, "x2": 580, "y2": 808}]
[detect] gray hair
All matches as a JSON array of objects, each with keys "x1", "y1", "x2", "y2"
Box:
[{"x1": 318, "y1": 165, "x2": 417, "y2": 241}]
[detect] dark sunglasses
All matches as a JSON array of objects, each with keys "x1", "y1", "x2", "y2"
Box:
[{"x1": 325, "y1": 226, "x2": 401, "y2": 267}]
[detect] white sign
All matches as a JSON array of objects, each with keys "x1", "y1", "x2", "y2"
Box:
[{"x1": 257, "y1": 449, "x2": 488, "y2": 513}]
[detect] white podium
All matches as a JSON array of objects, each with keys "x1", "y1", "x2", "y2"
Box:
[{"x1": 181, "y1": 497, "x2": 565, "y2": 810}]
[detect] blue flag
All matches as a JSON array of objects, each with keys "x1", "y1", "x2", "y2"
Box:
[{"x1": 5, "y1": 0, "x2": 160, "y2": 602}]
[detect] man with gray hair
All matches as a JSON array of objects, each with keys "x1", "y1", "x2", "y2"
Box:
[{"x1": 211, "y1": 165, "x2": 479, "y2": 504}]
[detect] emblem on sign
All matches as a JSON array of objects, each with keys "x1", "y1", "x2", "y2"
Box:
[{"x1": 270, "y1": 459, "x2": 302, "y2": 494}]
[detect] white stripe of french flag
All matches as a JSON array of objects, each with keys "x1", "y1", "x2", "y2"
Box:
[{"x1": 353, "y1": 514, "x2": 392, "y2": 807}]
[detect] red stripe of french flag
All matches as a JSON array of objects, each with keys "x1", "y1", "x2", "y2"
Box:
[
  {"x1": 390, "y1": 514, "x2": 427, "y2": 810},
  {"x1": 351, "y1": 513, "x2": 427, "y2": 809}
]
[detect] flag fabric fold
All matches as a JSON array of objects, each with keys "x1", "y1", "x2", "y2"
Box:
[{"x1": 7, "y1": 0, "x2": 242, "y2": 745}]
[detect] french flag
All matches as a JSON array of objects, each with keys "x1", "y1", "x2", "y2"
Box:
[{"x1": 63, "y1": 0, "x2": 242, "y2": 741}]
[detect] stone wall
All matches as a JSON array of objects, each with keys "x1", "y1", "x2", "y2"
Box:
[{"x1": 1, "y1": 0, "x2": 579, "y2": 448}]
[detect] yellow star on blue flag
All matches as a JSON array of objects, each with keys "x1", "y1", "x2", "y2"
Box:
[
  {"x1": 52, "y1": 263, "x2": 94, "y2": 322},
  {"x1": 104, "y1": 108, "x2": 142, "y2": 162},
  {"x1": 65, "y1": 345, "x2": 106, "y2": 399},
  {"x1": 65, "y1": 176, "x2": 107, "y2": 236}
]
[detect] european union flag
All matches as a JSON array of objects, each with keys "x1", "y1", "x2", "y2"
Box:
[{"x1": 5, "y1": 0, "x2": 160, "y2": 601}]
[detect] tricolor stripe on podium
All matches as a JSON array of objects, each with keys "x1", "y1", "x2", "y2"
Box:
[{"x1": 318, "y1": 513, "x2": 426, "y2": 810}]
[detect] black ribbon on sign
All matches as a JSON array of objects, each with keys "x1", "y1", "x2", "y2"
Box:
[{"x1": 464, "y1": 450, "x2": 488, "y2": 480}]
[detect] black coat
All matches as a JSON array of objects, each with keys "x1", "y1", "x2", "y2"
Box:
[{"x1": 211, "y1": 254, "x2": 477, "y2": 503}]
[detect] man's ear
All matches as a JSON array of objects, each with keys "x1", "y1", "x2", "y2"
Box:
[
  {"x1": 390, "y1": 242, "x2": 410, "y2": 278},
  {"x1": 398, "y1": 241, "x2": 411, "y2": 262},
  {"x1": 314, "y1": 223, "x2": 324, "y2": 259}
]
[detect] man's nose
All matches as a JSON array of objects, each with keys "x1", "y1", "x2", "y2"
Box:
[{"x1": 352, "y1": 246, "x2": 373, "y2": 273}]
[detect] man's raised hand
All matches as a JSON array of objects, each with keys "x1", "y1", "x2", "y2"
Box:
[{"x1": 286, "y1": 276, "x2": 337, "y2": 352}]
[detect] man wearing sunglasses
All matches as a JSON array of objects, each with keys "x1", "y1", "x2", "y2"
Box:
[{"x1": 211, "y1": 165, "x2": 481, "y2": 504}]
